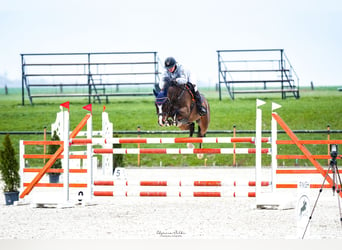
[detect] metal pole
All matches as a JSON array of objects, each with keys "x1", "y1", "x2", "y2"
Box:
[
  {"x1": 43, "y1": 126, "x2": 47, "y2": 164},
  {"x1": 233, "y1": 125, "x2": 236, "y2": 166},
  {"x1": 21, "y1": 55, "x2": 25, "y2": 105},
  {"x1": 217, "y1": 51, "x2": 222, "y2": 101},
  {"x1": 327, "y1": 124, "x2": 331, "y2": 166},
  {"x1": 88, "y1": 53, "x2": 91, "y2": 104},
  {"x1": 280, "y1": 49, "x2": 284, "y2": 99},
  {"x1": 137, "y1": 126, "x2": 141, "y2": 167},
  {"x1": 154, "y1": 52, "x2": 158, "y2": 88}
]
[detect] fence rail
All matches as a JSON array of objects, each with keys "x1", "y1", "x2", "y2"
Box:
[{"x1": 2, "y1": 130, "x2": 342, "y2": 136}]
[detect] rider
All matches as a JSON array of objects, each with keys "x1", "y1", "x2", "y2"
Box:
[{"x1": 159, "y1": 57, "x2": 207, "y2": 116}]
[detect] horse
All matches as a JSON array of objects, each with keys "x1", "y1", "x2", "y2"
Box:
[{"x1": 154, "y1": 82, "x2": 210, "y2": 151}]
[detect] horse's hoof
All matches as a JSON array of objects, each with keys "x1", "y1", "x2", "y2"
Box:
[{"x1": 197, "y1": 153, "x2": 204, "y2": 159}]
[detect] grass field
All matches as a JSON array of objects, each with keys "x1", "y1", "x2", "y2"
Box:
[{"x1": 0, "y1": 86, "x2": 341, "y2": 167}]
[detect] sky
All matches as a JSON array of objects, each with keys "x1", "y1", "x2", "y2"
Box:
[{"x1": 0, "y1": 0, "x2": 341, "y2": 87}]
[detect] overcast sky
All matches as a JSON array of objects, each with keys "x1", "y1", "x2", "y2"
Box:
[{"x1": 1, "y1": 0, "x2": 341, "y2": 87}]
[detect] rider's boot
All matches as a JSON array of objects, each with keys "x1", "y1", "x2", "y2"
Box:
[{"x1": 194, "y1": 91, "x2": 207, "y2": 116}]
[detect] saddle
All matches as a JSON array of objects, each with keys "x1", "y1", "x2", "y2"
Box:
[{"x1": 155, "y1": 81, "x2": 194, "y2": 104}]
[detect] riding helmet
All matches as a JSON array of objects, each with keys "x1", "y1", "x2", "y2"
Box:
[{"x1": 164, "y1": 57, "x2": 176, "y2": 69}]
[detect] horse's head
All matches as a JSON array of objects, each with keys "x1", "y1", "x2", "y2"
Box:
[{"x1": 154, "y1": 90, "x2": 171, "y2": 126}]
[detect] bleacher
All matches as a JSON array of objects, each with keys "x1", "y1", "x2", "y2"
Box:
[
  {"x1": 217, "y1": 49, "x2": 300, "y2": 100},
  {"x1": 21, "y1": 52, "x2": 161, "y2": 105}
]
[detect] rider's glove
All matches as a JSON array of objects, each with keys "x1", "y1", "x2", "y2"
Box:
[{"x1": 175, "y1": 78, "x2": 187, "y2": 84}]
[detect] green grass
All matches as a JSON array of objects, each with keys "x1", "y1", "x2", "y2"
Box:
[{"x1": 0, "y1": 87, "x2": 341, "y2": 167}]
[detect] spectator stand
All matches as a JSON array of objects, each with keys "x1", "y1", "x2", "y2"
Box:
[
  {"x1": 217, "y1": 49, "x2": 300, "y2": 100},
  {"x1": 21, "y1": 52, "x2": 161, "y2": 105}
]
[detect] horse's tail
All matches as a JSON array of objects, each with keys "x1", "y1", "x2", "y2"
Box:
[
  {"x1": 199, "y1": 96, "x2": 210, "y2": 137},
  {"x1": 201, "y1": 96, "x2": 210, "y2": 124}
]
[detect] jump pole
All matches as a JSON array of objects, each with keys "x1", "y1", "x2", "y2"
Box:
[
  {"x1": 93, "y1": 148, "x2": 270, "y2": 154},
  {"x1": 94, "y1": 180, "x2": 271, "y2": 187},
  {"x1": 71, "y1": 137, "x2": 270, "y2": 145}
]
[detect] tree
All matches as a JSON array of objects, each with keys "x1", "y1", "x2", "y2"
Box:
[
  {"x1": 113, "y1": 134, "x2": 124, "y2": 170},
  {"x1": 0, "y1": 134, "x2": 20, "y2": 192},
  {"x1": 48, "y1": 131, "x2": 62, "y2": 175}
]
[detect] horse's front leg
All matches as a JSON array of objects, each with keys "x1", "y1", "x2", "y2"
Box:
[
  {"x1": 175, "y1": 107, "x2": 190, "y2": 127},
  {"x1": 166, "y1": 116, "x2": 174, "y2": 126},
  {"x1": 172, "y1": 114, "x2": 177, "y2": 126}
]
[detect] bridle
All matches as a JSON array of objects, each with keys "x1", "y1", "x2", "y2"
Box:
[{"x1": 155, "y1": 96, "x2": 170, "y2": 116}]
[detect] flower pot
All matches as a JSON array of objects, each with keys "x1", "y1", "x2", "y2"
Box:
[
  {"x1": 4, "y1": 191, "x2": 19, "y2": 205},
  {"x1": 49, "y1": 174, "x2": 60, "y2": 183}
]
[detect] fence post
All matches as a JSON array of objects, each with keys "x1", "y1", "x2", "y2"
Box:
[
  {"x1": 271, "y1": 102, "x2": 281, "y2": 192},
  {"x1": 63, "y1": 110, "x2": 70, "y2": 202},
  {"x1": 255, "y1": 99, "x2": 265, "y2": 200},
  {"x1": 327, "y1": 124, "x2": 330, "y2": 166},
  {"x1": 87, "y1": 114, "x2": 93, "y2": 201},
  {"x1": 137, "y1": 126, "x2": 141, "y2": 167},
  {"x1": 43, "y1": 126, "x2": 47, "y2": 164},
  {"x1": 233, "y1": 125, "x2": 236, "y2": 167}
]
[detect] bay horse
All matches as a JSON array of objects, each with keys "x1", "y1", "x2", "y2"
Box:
[{"x1": 154, "y1": 82, "x2": 210, "y2": 149}]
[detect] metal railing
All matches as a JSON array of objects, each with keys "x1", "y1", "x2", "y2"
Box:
[
  {"x1": 217, "y1": 49, "x2": 300, "y2": 100},
  {"x1": 21, "y1": 52, "x2": 161, "y2": 105}
]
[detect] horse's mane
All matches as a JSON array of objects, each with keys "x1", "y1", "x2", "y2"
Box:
[{"x1": 167, "y1": 83, "x2": 192, "y2": 103}]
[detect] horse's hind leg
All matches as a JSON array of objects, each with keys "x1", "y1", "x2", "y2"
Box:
[
  {"x1": 186, "y1": 123, "x2": 195, "y2": 149},
  {"x1": 196, "y1": 124, "x2": 204, "y2": 159},
  {"x1": 189, "y1": 122, "x2": 195, "y2": 137},
  {"x1": 197, "y1": 125, "x2": 203, "y2": 149}
]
